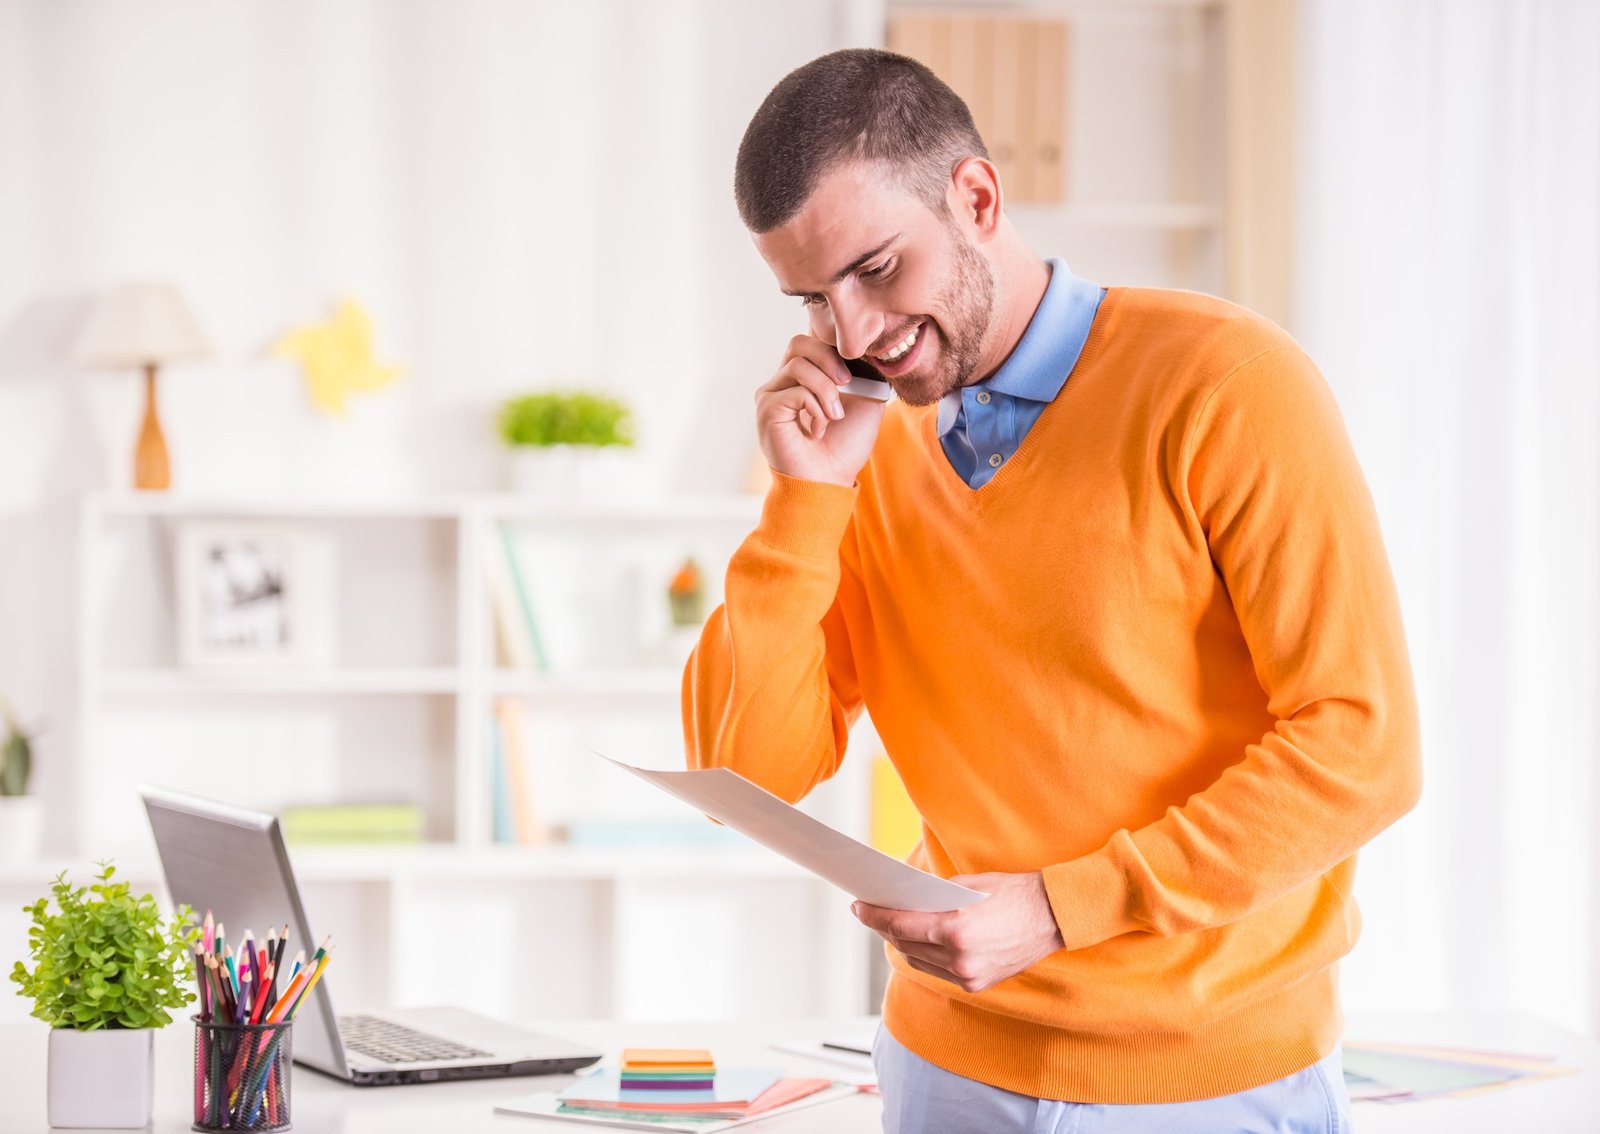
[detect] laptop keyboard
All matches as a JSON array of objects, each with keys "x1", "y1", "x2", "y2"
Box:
[{"x1": 340, "y1": 1015, "x2": 492, "y2": 1065}]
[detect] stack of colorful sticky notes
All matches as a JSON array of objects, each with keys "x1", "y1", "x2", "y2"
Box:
[
  {"x1": 621, "y1": 1048, "x2": 717, "y2": 1091},
  {"x1": 551, "y1": 1048, "x2": 838, "y2": 1126}
]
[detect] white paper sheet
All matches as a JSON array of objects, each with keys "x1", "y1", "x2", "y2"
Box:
[{"x1": 597, "y1": 754, "x2": 986, "y2": 912}]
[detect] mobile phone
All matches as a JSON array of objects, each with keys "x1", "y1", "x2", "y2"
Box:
[{"x1": 839, "y1": 357, "x2": 894, "y2": 401}]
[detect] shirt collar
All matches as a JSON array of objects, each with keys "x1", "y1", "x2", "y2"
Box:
[{"x1": 937, "y1": 258, "x2": 1102, "y2": 435}]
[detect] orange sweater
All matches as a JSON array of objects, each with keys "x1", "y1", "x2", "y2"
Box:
[{"x1": 683, "y1": 287, "x2": 1421, "y2": 1104}]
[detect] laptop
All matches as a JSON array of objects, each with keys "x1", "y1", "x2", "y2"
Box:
[{"x1": 141, "y1": 786, "x2": 603, "y2": 1085}]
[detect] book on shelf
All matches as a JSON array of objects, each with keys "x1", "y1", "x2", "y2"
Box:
[
  {"x1": 489, "y1": 714, "x2": 516, "y2": 844},
  {"x1": 486, "y1": 525, "x2": 548, "y2": 670},
  {"x1": 279, "y1": 803, "x2": 425, "y2": 844},
  {"x1": 494, "y1": 698, "x2": 549, "y2": 845}
]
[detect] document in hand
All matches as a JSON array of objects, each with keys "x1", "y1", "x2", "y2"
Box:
[{"x1": 596, "y1": 754, "x2": 986, "y2": 913}]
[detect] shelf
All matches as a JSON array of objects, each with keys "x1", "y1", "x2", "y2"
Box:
[
  {"x1": 489, "y1": 495, "x2": 763, "y2": 528},
  {"x1": 98, "y1": 668, "x2": 462, "y2": 696},
  {"x1": 86, "y1": 491, "x2": 765, "y2": 528},
  {"x1": 87, "y1": 493, "x2": 472, "y2": 519},
  {"x1": 0, "y1": 844, "x2": 808, "y2": 886},
  {"x1": 1011, "y1": 201, "x2": 1221, "y2": 230},
  {"x1": 489, "y1": 669, "x2": 682, "y2": 699}
]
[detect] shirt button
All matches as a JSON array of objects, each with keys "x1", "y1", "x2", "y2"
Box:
[
  {"x1": 988, "y1": 453, "x2": 1003, "y2": 468},
  {"x1": 976, "y1": 390, "x2": 992, "y2": 405}
]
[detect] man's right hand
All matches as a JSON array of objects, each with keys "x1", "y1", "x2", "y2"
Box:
[{"x1": 755, "y1": 335, "x2": 888, "y2": 488}]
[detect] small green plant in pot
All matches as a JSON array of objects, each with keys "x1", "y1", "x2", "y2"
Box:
[
  {"x1": 498, "y1": 390, "x2": 638, "y2": 497},
  {"x1": 10, "y1": 863, "x2": 199, "y2": 1128},
  {"x1": 0, "y1": 695, "x2": 43, "y2": 862}
]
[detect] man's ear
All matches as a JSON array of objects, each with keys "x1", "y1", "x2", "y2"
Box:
[{"x1": 948, "y1": 156, "x2": 1003, "y2": 241}]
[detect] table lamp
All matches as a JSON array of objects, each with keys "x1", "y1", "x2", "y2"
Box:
[{"x1": 71, "y1": 281, "x2": 212, "y2": 491}]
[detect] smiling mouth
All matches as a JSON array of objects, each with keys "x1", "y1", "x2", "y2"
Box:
[{"x1": 872, "y1": 321, "x2": 921, "y2": 364}]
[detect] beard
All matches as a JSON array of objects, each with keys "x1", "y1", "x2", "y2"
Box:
[{"x1": 889, "y1": 224, "x2": 996, "y2": 407}]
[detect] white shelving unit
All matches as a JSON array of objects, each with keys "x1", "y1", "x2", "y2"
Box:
[{"x1": 25, "y1": 490, "x2": 878, "y2": 1027}]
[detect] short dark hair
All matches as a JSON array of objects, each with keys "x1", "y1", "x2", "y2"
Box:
[{"x1": 734, "y1": 48, "x2": 989, "y2": 234}]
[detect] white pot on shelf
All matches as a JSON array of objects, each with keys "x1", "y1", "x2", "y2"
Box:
[
  {"x1": 47, "y1": 1026, "x2": 155, "y2": 1128},
  {"x1": 0, "y1": 794, "x2": 43, "y2": 862},
  {"x1": 505, "y1": 445, "x2": 648, "y2": 500}
]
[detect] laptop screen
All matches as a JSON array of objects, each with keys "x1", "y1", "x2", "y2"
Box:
[{"x1": 141, "y1": 786, "x2": 352, "y2": 1080}]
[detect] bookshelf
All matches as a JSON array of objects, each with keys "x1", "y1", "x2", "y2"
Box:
[
  {"x1": 29, "y1": 490, "x2": 877, "y2": 1026},
  {"x1": 871, "y1": 0, "x2": 1295, "y2": 322}
]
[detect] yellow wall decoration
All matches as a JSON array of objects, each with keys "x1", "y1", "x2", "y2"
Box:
[{"x1": 274, "y1": 297, "x2": 402, "y2": 416}]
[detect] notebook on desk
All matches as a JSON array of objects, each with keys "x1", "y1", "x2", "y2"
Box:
[{"x1": 142, "y1": 786, "x2": 603, "y2": 1086}]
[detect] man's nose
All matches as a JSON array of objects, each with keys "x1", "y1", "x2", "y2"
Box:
[{"x1": 829, "y1": 296, "x2": 883, "y2": 361}]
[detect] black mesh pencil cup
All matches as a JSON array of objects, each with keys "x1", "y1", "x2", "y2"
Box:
[{"x1": 192, "y1": 1015, "x2": 294, "y2": 1132}]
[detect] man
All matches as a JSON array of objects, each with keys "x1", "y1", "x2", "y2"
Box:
[{"x1": 683, "y1": 48, "x2": 1420, "y2": 1133}]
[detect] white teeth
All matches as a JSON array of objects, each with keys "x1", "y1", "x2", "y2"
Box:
[{"x1": 876, "y1": 323, "x2": 920, "y2": 363}]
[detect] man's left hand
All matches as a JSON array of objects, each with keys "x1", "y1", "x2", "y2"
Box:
[{"x1": 851, "y1": 871, "x2": 1066, "y2": 994}]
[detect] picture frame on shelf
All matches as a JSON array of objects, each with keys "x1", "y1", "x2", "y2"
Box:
[{"x1": 174, "y1": 521, "x2": 326, "y2": 667}]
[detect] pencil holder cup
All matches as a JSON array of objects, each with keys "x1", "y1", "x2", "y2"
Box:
[{"x1": 192, "y1": 1015, "x2": 294, "y2": 1132}]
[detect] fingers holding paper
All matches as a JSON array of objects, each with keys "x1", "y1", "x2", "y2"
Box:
[{"x1": 851, "y1": 871, "x2": 1066, "y2": 995}]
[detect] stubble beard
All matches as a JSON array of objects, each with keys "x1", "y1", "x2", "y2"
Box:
[{"x1": 890, "y1": 228, "x2": 996, "y2": 408}]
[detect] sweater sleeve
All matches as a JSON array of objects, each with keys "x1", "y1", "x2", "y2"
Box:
[
  {"x1": 1042, "y1": 345, "x2": 1423, "y2": 951},
  {"x1": 681, "y1": 470, "x2": 867, "y2": 803}
]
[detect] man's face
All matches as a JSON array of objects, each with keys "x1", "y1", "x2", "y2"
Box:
[{"x1": 754, "y1": 161, "x2": 996, "y2": 407}]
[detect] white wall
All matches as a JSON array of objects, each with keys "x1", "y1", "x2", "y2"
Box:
[
  {"x1": 1293, "y1": 0, "x2": 1600, "y2": 1033},
  {"x1": 0, "y1": 0, "x2": 849, "y2": 839}
]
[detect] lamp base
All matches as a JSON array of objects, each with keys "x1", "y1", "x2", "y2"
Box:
[{"x1": 135, "y1": 363, "x2": 170, "y2": 491}]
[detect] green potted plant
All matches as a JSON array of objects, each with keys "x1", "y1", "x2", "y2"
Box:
[
  {"x1": 497, "y1": 389, "x2": 637, "y2": 497},
  {"x1": 10, "y1": 863, "x2": 200, "y2": 1128},
  {"x1": 0, "y1": 694, "x2": 42, "y2": 862}
]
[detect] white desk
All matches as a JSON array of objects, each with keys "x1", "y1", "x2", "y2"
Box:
[{"x1": 0, "y1": 1012, "x2": 1595, "y2": 1132}]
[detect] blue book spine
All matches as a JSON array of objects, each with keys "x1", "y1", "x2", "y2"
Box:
[{"x1": 490, "y1": 715, "x2": 514, "y2": 844}]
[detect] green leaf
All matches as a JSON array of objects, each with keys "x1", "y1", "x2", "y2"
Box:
[{"x1": 11, "y1": 859, "x2": 202, "y2": 1031}]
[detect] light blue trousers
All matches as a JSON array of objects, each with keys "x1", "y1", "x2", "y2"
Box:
[{"x1": 873, "y1": 1026, "x2": 1352, "y2": 1134}]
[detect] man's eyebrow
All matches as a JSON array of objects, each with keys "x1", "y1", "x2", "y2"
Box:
[{"x1": 780, "y1": 235, "x2": 902, "y2": 297}]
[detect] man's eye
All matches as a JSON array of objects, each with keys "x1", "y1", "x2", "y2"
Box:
[
  {"x1": 861, "y1": 257, "x2": 896, "y2": 280},
  {"x1": 799, "y1": 295, "x2": 825, "y2": 308}
]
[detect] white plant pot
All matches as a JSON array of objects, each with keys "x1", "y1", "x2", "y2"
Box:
[
  {"x1": 0, "y1": 795, "x2": 43, "y2": 862},
  {"x1": 47, "y1": 1027, "x2": 155, "y2": 1128},
  {"x1": 505, "y1": 445, "x2": 646, "y2": 500}
]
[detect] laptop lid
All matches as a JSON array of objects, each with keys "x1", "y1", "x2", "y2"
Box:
[{"x1": 141, "y1": 785, "x2": 355, "y2": 1080}]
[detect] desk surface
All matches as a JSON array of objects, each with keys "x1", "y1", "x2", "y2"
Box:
[{"x1": 0, "y1": 1011, "x2": 1595, "y2": 1132}]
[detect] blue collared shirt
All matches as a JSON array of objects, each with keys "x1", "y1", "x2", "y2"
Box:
[{"x1": 937, "y1": 259, "x2": 1105, "y2": 488}]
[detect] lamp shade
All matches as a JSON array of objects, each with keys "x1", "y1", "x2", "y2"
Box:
[{"x1": 71, "y1": 281, "x2": 212, "y2": 369}]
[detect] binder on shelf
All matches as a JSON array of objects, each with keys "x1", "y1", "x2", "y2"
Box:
[
  {"x1": 495, "y1": 698, "x2": 548, "y2": 845},
  {"x1": 886, "y1": 10, "x2": 1070, "y2": 204},
  {"x1": 1028, "y1": 18, "x2": 1069, "y2": 203}
]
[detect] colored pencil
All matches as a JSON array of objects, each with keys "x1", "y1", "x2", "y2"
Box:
[{"x1": 286, "y1": 948, "x2": 332, "y2": 1020}]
